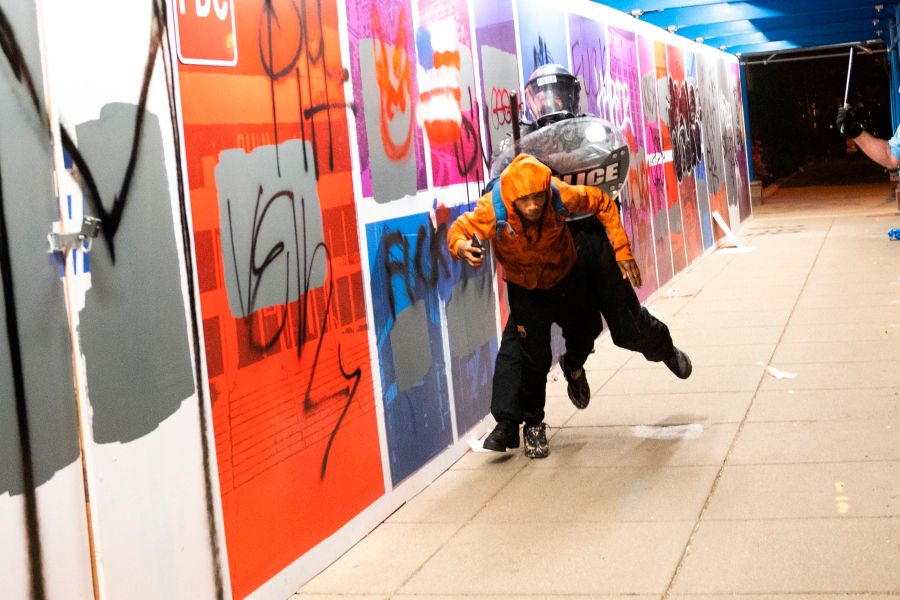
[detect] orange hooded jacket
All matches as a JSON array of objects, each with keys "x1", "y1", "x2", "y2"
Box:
[{"x1": 447, "y1": 154, "x2": 632, "y2": 290}]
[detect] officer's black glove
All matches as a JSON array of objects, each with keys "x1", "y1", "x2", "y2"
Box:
[{"x1": 836, "y1": 106, "x2": 864, "y2": 138}]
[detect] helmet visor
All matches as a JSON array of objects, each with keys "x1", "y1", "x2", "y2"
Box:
[{"x1": 524, "y1": 74, "x2": 580, "y2": 123}]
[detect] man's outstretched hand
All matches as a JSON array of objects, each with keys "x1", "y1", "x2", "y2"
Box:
[
  {"x1": 837, "y1": 106, "x2": 864, "y2": 138},
  {"x1": 617, "y1": 259, "x2": 642, "y2": 288},
  {"x1": 457, "y1": 239, "x2": 485, "y2": 268}
]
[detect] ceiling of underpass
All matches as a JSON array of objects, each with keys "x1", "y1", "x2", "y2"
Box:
[{"x1": 596, "y1": 0, "x2": 897, "y2": 61}]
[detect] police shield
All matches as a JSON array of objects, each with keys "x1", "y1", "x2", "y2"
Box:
[{"x1": 490, "y1": 116, "x2": 630, "y2": 210}]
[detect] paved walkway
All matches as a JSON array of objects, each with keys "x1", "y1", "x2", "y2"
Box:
[{"x1": 294, "y1": 156, "x2": 900, "y2": 600}]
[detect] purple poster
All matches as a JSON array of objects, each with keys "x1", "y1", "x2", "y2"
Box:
[
  {"x1": 569, "y1": 15, "x2": 607, "y2": 119},
  {"x1": 474, "y1": 0, "x2": 519, "y2": 156},
  {"x1": 570, "y1": 16, "x2": 659, "y2": 300},
  {"x1": 347, "y1": 0, "x2": 427, "y2": 201},
  {"x1": 607, "y1": 24, "x2": 658, "y2": 300}
]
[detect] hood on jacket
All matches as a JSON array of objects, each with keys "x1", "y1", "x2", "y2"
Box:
[{"x1": 499, "y1": 154, "x2": 552, "y2": 207}]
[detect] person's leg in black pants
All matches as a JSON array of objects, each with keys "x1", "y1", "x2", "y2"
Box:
[
  {"x1": 504, "y1": 283, "x2": 553, "y2": 428},
  {"x1": 491, "y1": 317, "x2": 524, "y2": 424},
  {"x1": 483, "y1": 270, "x2": 602, "y2": 452},
  {"x1": 481, "y1": 317, "x2": 525, "y2": 451},
  {"x1": 504, "y1": 282, "x2": 564, "y2": 458},
  {"x1": 570, "y1": 218, "x2": 690, "y2": 373},
  {"x1": 553, "y1": 261, "x2": 604, "y2": 408},
  {"x1": 482, "y1": 290, "x2": 548, "y2": 452}
]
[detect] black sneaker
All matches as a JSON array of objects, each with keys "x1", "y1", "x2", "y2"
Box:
[
  {"x1": 560, "y1": 354, "x2": 591, "y2": 409},
  {"x1": 482, "y1": 420, "x2": 520, "y2": 452},
  {"x1": 664, "y1": 347, "x2": 693, "y2": 379},
  {"x1": 523, "y1": 423, "x2": 549, "y2": 459}
]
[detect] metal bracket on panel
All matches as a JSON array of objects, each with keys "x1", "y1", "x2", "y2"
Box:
[{"x1": 48, "y1": 216, "x2": 102, "y2": 254}]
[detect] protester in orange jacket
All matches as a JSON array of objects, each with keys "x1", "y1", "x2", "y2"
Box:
[{"x1": 447, "y1": 153, "x2": 633, "y2": 458}]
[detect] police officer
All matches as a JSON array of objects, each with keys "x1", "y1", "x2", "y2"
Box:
[{"x1": 483, "y1": 64, "x2": 692, "y2": 455}]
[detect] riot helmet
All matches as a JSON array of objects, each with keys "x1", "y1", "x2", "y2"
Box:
[{"x1": 524, "y1": 64, "x2": 581, "y2": 127}]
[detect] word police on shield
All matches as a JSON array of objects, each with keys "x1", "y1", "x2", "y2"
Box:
[{"x1": 174, "y1": 0, "x2": 238, "y2": 66}]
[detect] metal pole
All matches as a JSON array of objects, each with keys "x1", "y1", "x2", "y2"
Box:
[{"x1": 843, "y1": 46, "x2": 855, "y2": 108}]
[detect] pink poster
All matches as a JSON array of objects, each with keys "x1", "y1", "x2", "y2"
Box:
[
  {"x1": 416, "y1": 0, "x2": 485, "y2": 188},
  {"x1": 607, "y1": 23, "x2": 658, "y2": 298}
]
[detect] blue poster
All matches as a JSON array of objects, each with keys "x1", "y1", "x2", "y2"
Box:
[
  {"x1": 366, "y1": 212, "x2": 454, "y2": 484},
  {"x1": 516, "y1": 0, "x2": 569, "y2": 93}
]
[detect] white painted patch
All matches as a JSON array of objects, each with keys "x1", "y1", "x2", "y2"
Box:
[
  {"x1": 630, "y1": 423, "x2": 703, "y2": 439},
  {"x1": 757, "y1": 362, "x2": 798, "y2": 379},
  {"x1": 712, "y1": 210, "x2": 744, "y2": 249},
  {"x1": 717, "y1": 246, "x2": 757, "y2": 254}
]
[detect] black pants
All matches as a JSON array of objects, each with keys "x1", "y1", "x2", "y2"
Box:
[
  {"x1": 491, "y1": 219, "x2": 675, "y2": 425},
  {"x1": 504, "y1": 263, "x2": 601, "y2": 426}
]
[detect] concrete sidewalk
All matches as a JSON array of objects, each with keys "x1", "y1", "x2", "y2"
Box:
[{"x1": 294, "y1": 169, "x2": 900, "y2": 599}]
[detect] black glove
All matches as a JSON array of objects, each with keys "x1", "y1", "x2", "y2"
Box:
[{"x1": 837, "y1": 106, "x2": 864, "y2": 138}]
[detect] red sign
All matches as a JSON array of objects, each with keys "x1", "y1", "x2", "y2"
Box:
[{"x1": 174, "y1": 0, "x2": 237, "y2": 66}]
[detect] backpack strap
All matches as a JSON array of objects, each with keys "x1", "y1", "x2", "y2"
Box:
[
  {"x1": 548, "y1": 183, "x2": 571, "y2": 220},
  {"x1": 490, "y1": 180, "x2": 511, "y2": 237}
]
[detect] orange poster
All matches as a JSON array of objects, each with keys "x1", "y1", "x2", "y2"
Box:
[{"x1": 177, "y1": 1, "x2": 384, "y2": 597}]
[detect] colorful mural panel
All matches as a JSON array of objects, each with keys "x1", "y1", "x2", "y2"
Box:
[
  {"x1": 666, "y1": 44, "x2": 704, "y2": 263},
  {"x1": 637, "y1": 34, "x2": 674, "y2": 284},
  {"x1": 696, "y1": 51, "x2": 731, "y2": 232},
  {"x1": 443, "y1": 211, "x2": 498, "y2": 436},
  {"x1": 2, "y1": 1, "x2": 754, "y2": 598},
  {"x1": 347, "y1": 0, "x2": 428, "y2": 201},
  {"x1": 731, "y1": 62, "x2": 753, "y2": 222},
  {"x1": 655, "y1": 42, "x2": 687, "y2": 274},
  {"x1": 607, "y1": 24, "x2": 658, "y2": 299},
  {"x1": 474, "y1": 0, "x2": 518, "y2": 156},
  {"x1": 417, "y1": 0, "x2": 485, "y2": 188},
  {"x1": 570, "y1": 17, "x2": 658, "y2": 299},
  {"x1": 177, "y1": 1, "x2": 384, "y2": 597},
  {"x1": 516, "y1": 0, "x2": 568, "y2": 100},
  {"x1": 685, "y1": 49, "x2": 714, "y2": 249},
  {"x1": 717, "y1": 57, "x2": 742, "y2": 228},
  {"x1": 366, "y1": 212, "x2": 454, "y2": 483}
]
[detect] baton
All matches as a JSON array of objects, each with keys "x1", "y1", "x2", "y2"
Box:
[
  {"x1": 510, "y1": 90, "x2": 521, "y2": 143},
  {"x1": 843, "y1": 47, "x2": 855, "y2": 108}
]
